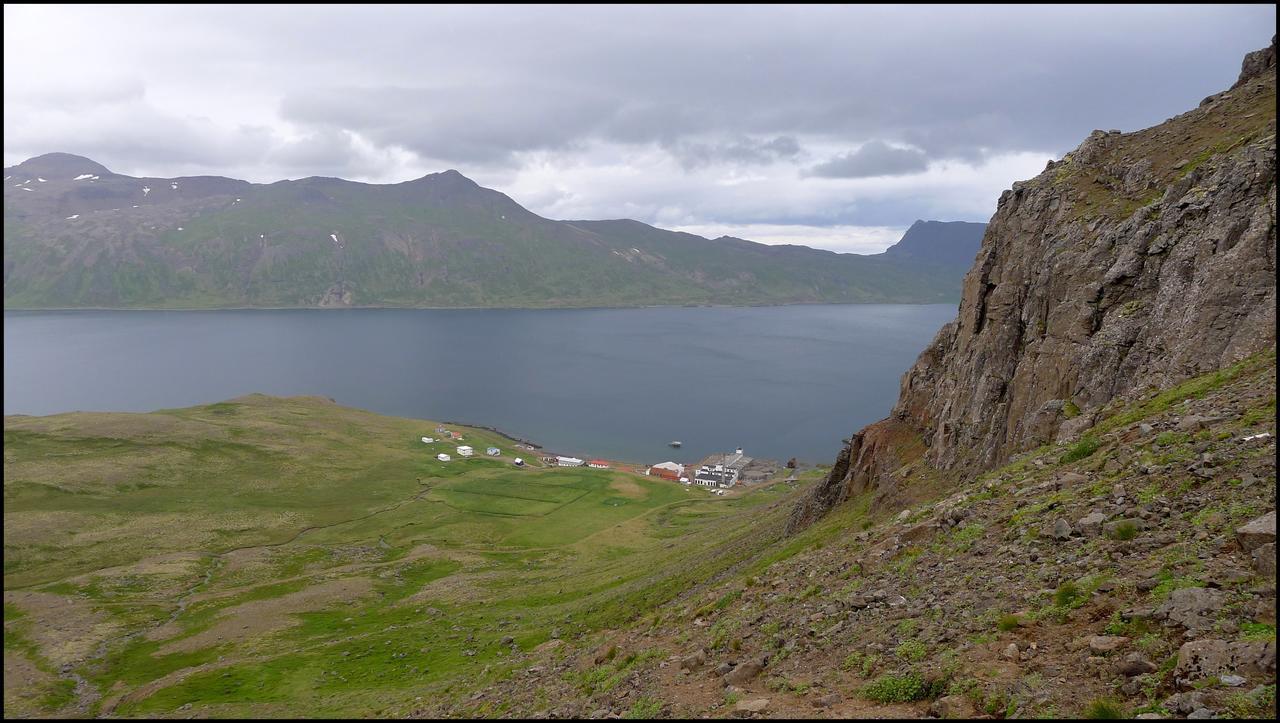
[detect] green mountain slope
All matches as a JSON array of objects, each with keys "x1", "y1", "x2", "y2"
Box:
[{"x1": 3, "y1": 155, "x2": 982, "y2": 308}]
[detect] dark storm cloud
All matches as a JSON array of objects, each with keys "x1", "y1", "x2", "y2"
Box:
[{"x1": 807, "y1": 141, "x2": 929, "y2": 179}]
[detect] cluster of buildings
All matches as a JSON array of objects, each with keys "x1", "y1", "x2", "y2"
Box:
[
  {"x1": 645, "y1": 448, "x2": 756, "y2": 490},
  {"x1": 420, "y1": 429, "x2": 763, "y2": 487},
  {"x1": 422, "y1": 427, "x2": 514, "y2": 464}
]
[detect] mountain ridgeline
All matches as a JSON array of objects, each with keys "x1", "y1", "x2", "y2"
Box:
[
  {"x1": 2, "y1": 156, "x2": 983, "y2": 309},
  {"x1": 791, "y1": 36, "x2": 1278, "y2": 530}
]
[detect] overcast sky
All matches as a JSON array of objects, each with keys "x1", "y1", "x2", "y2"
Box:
[{"x1": 4, "y1": 5, "x2": 1273, "y2": 252}]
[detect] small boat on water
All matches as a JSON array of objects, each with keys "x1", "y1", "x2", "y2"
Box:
[{"x1": 669, "y1": 440, "x2": 682, "y2": 448}]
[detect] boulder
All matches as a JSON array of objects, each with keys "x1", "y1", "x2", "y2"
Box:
[
  {"x1": 735, "y1": 698, "x2": 769, "y2": 715},
  {"x1": 1173, "y1": 639, "x2": 1277, "y2": 688},
  {"x1": 724, "y1": 661, "x2": 764, "y2": 685},
  {"x1": 1177, "y1": 415, "x2": 1211, "y2": 431},
  {"x1": 1088, "y1": 635, "x2": 1130, "y2": 655},
  {"x1": 1053, "y1": 518, "x2": 1073, "y2": 541},
  {"x1": 930, "y1": 695, "x2": 977, "y2": 719},
  {"x1": 1117, "y1": 652, "x2": 1158, "y2": 677},
  {"x1": 811, "y1": 692, "x2": 842, "y2": 708},
  {"x1": 1253, "y1": 542, "x2": 1276, "y2": 577},
  {"x1": 1156, "y1": 587, "x2": 1227, "y2": 630},
  {"x1": 1078, "y1": 512, "x2": 1108, "y2": 536},
  {"x1": 1236, "y1": 511, "x2": 1276, "y2": 553},
  {"x1": 901, "y1": 520, "x2": 939, "y2": 543},
  {"x1": 679, "y1": 650, "x2": 706, "y2": 671}
]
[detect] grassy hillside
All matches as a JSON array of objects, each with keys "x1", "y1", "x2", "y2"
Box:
[
  {"x1": 3, "y1": 395, "x2": 816, "y2": 717},
  {"x1": 466, "y1": 349, "x2": 1276, "y2": 719},
  {"x1": 3, "y1": 355, "x2": 1274, "y2": 719},
  {"x1": 3, "y1": 156, "x2": 975, "y2": 309}
]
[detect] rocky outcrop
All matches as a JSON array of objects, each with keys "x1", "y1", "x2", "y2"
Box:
[
  {"x1": 1234, "y1": 34, "x2": 1276, "y2": 89},
  {"x1": 791, "y1": 39, "x2": 1277, "y2": 531}
]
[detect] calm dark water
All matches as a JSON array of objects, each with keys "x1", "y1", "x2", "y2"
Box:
[{"x1": 3, "y1": 305, "x2": 954, "y2": 464}]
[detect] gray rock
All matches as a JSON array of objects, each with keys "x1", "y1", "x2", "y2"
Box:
[
  {"x1": 1253, "y1": 543, "x2": 1276, "y2": 577},
  {"x1": 1164, "y1": 691, "x2": 1207, "y2": 715},
  {"x1": 724, "y1": 661, "x2": 764, "y2": 685},
  {"x1": 1053, "y1": 518, "x2": 1073, "y2": 541},
  {"x1": 1220, "y1": 674, "x2": 1247, "y2": 686},
  {"x1": 1088, "y1": 635, "x2": 1130, "y2": 654},
  {"x1": 1177, "y1": 415, "x2": 1211, "y2": 431},
  {"x1": 1117, "y1": 652, "x2": 1158, "y2": 676},
  {"x1": 734, "y1": 698, "x2": 769, "y2": 715},
  {"x1": 1236, "y1": 511, "x2": 1276, "y2": 553},
  {"x1": 1156, "y1": 587, "x2": 1227, "y2": 630},
  {"x1": 1187, "y1": 709, "x2": 1216, "y2": 719},
  {"x1": 811, "y1": 692, "x2": 842, "y2": 708},
  {"x1": 1078, "y1": 512, "x2": 1108, "y2": 536},
  {"x1": 930, "y1": 695, "x2": 977, "y2": 718},
  {"x1": 1173, "y1": 638, "x2": 1277, "y2": 688},
  {"x1": 679, "y1": 650, "x2": 705, "y2": 671}
]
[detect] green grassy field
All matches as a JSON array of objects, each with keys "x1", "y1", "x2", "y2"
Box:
[{"x1": 3, "y1": 395, "x2": 812, "y2": 717}]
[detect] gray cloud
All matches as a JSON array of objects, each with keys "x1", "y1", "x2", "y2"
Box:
[
  {"x1": 3, "y1": 5, "x2": 1275, "y2": 248},
  {"x1": 662, "y1": 136, "x2": 802, "y2": 170},
  {"x1": 807, "y1": 141, "x2": 929, "y2": 179}
]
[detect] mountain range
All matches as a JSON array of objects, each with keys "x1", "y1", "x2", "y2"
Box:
[{"x1": 2, "y1": 154, "x2": 983, "y2": 309}]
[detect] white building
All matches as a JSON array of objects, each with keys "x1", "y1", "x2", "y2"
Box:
[
  {"x1": 437, "y1": 453, "x2": 452, "y2": 462},
  {"x1": 421, "y1": 436, "x2": 435, "y2": 444},
  {"x1": 457, "y1": 445, "x2": 474, "y2": 457},
  {"x1": 692, "y1": 463, "x2": 738, "y2": 488},
  {"x1": 486, "y1": 447, "x2": 501, "y2": 456},
  {"x1": 513, "y1": 457, "x2": 525, "y2": 466},
  {"x1": 556, "y1": 456, "x2": 585, "y2": 467}
]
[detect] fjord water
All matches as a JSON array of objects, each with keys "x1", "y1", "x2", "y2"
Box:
[{"x1": 3, "y1": 305, "x2": 954, "y2": 463}]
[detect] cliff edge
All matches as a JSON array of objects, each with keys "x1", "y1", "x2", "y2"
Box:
[{"x1": 791, "y1": 37, "x2": 1277, "y2": 531}]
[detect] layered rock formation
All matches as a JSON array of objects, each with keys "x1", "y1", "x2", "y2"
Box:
[{"x1": 792, "y1": 38, "x2": 1277, "y2": 531}]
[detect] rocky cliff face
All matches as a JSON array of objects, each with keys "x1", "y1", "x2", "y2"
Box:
[{"x1": 791, "y1": 38, "x2": 1277, "y2": 531}]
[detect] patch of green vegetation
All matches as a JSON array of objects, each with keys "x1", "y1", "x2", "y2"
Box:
[
  {"x1": 1054, "y1": 581, "x2": 1086, "y2": 608},
  {"x1": 1108, "y1": 520, "x2": 1140, "y2": 541},
  {"x1": 1240, "y1": 399, "x2": 1276, "y2": 427},
  {"x1": 695, "y1": 589, "x2": 742, "y2": 618},
  {"x1": 889, "y1": 546, "x2": 925, "y2": 575},
  {"x1": 1081, "y1": 697, "x2": 1128, "y2": 719},
  {"x1": 574, "y1": 649, "x2": 667, "y2": 697},
  {"x1": 1154, "y1": 431, "x2": 1188, "y2": 446},
  {"x1": 936, "y1": 522, "x2": 985, "y2": 555},
  {"x1": 1240, "y1": 622, "x2": 1277, "y2": 642},
  {"x1": 1062, "y1": 400, "x2": 1082, "y2": 419},
  {"x1": 624, "y1": 696, "x2": 663, "y2": 719},
  {"x1": 895, "y1": 639, "x2": 928, "y2": 663},
  {"x1": 766, "y1": 676, "x2": 811, "y2": 695},
  {"x1": 1224, "y1": 684, "x2": 1276, "y2": 719},
  {"x1": 997, "y1": 613, "x2": 1022, "y2": 632},
  {"x1": 709, "y1": 618, "x2": 740, "y2": 651},
  {"x1": 1060, "y1": 434, "x2": 1101, "y2": 464},
  {"x1": 862, "y1": 672, "x2": 942, "y2": 703},
  {"x1": 1099, "y1": 349, "x2": 1276, "y2": 433}
]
